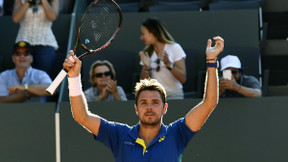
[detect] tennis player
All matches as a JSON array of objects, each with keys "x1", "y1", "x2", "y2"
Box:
[{"x1": 63, "y1": 36, "x2": 224, "y2": 162}]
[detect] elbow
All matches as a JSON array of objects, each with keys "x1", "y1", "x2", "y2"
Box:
[
  {"x1": 48, "y1": 12, "x2": 59, "y2": 22},
  {"x1": 180, "y1": 75, "x2": 187, "y2": 84},
  {"x1": 203, "y1": 98, "x2": 218, "y2": 109},
  {"x1": 73, "y1": 115, "x2": 85, "y2": 125},
  {"x1": 12, "y1": 16, "x2": 20, "y2": 23},
  {"x1": 48, "y1": 16, "x2": 57, "y2": 22}
]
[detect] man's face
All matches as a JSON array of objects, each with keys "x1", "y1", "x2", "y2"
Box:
[
  {"x1": 225, "y1": 67, "x2": 241, "y2": 81},
  {"x1": 135, "y1": 90, "x2": 167, "y2": 126},
  {"x1": 12, "y1": 48, "x2": 33, "y2": 68}
]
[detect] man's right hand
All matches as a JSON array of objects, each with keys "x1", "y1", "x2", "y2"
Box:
[{"x1": 63, "y1": 50, "x2": 82, "y2": 78}]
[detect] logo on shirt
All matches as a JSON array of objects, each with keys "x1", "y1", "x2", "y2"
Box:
[
  {"x1": 158, "y1": 136, "x2": 165, "y2": 142},
  {"x1": 124, "y1": 141, "x2": 135, "y2": 146}
]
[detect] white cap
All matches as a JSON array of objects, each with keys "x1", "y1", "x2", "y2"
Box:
[{"x1": 220, "y1": 55, "x2": 241, "y2": 71}]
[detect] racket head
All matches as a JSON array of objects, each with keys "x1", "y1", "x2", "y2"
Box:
[{"x1": 76, "y1": 0, "x2": 123, "y2": 59}]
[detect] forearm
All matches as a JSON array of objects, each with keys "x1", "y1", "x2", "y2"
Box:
[
  {"x1": 0, "y1": 92, "x2": 29, "y2": 103},
  {"x1": 12, "y1": 1, "x2": 29, "y2": 23},
  {"x1": 168, "y1": 66, "x2": 186, "y2": 84},
  {"x1": 27, "y1": 84, "x2": 50, "y2": 96},
  {"x1": 203, "y1": 68, "x2": 219, "y2": 107},
  {"x1": 68, "y1": 75, "x2": 101, "y2": 135},
  {"x1": 185, "y1": 67, "x2": 218, "y2": 132},
  {"x1": 238, "y1": 86, "x2": 262, "y2": 97},
  {"x1": 70, "y1": 94, "x2": 90, "y2": 123},
  {"x1": 41, "y1": 0, "x2": 59, "y2": 21}
]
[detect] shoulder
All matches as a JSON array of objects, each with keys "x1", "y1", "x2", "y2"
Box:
[
  {"x1": 0, "y1": 69, "x2": 15, "y2": 80},
  {"x1": 117, "y1": 86, "x2": 125, "y2": 91},
  {"x1": 166, "y1": 43, "x2": 182, "y2": 49},
  {"x1": 242, "y1": 74, "x2": 259, "y2": 83},
  {"x1": 0, "y1": 69, "x2": 13, "y2": 76},
  {"x1": 84, "y1": 87, "x2": 94, "y2": 93},
  {"x1": 100, "y1": 118, "x2": 132, "y2": 133},
  {"x1": 241, "y1": 74, "x2": 261, "y2": 88}
]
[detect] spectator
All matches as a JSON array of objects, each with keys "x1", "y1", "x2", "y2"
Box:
[
  {"x1": 139, "y1": 17, "x2": 186, "y2": 100},
  {"x1": 0, "y1": 41, "x2": 52, "y2": 103},
  {"x1": 12, "y1": 0, "x2": 59, "y2": 77},
  {"x1": 219, "y1": 55, "x2": 262, "y2": 97},
  {"x1": 84, "y1": 60, "x2": 127, "y2": 102}
]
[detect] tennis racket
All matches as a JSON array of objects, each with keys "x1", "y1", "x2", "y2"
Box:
[{"x1": 46, "y1": 0, "x2": 123, "y2": 95}]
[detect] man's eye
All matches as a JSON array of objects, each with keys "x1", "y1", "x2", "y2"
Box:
[{"x1": 153, "y1": 102, "x2": 159, "y2": 105}]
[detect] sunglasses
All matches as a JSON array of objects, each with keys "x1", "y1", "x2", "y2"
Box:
[
  {"x1": 94, "y1": 71, "x2": 111, "y2": 78},
  {"x1": 155, "y1": 58, "x2": 160, "y2": 72},
  {"x1": 15, "y1": 51, "x2": 30, "y2": 56},
  {"x1": 231, "y1": 70, "x2": 240, "y2": 75}
]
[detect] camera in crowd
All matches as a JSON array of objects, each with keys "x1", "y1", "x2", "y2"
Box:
[{"x1": 26, "y1": 0, "x2": 40, "y2": 7}]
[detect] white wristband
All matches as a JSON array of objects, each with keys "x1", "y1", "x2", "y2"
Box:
[{"x1": 68, "y1": 75, "x2": 83, "y2": 97}]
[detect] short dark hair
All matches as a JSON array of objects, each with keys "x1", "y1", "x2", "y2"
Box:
[{"x1": 134, "y1": 78, "x2": 167, "y2": 106}]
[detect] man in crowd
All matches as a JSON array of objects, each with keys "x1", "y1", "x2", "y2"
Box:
[
  {"x1": 219, "y1": 55, "x2": 262, "y2": 97},
  {"x1": 0, "y1": 41, "x2": 52, "y2": 103}
]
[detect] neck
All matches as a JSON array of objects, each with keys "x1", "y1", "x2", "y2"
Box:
[
  {"x1": 16, "y1": 67, "x2": 29, "y2": 82},
  {"x1": 154, "y1": 42, "x2": 165, "y2": 56},
  {"x1": 138, "y1": 122, "x2": 161, "y2": 146}
]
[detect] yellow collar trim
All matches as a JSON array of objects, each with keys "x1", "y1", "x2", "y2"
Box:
[{"x1": 135, "y1": 138, "x2": 146, "y2": 155}]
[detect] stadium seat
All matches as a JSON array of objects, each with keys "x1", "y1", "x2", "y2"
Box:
[
  {"x1": 182, "y1": 49, "x2": 202, "y2": 98},
  {"x1": 119, "y1": 2, "x2": 140, "y2": 12},
  {"x1": 149, "y1": 1, "x2": 202, "y2": 12},
  {"x1": 209, "y1": 1, "x2": 261, "y2": 10}
]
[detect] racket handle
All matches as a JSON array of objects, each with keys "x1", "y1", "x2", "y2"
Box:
[{"x1": 46, "y1": 69, "x2": 68, "y2": 95}]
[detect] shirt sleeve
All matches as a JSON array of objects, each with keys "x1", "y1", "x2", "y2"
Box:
[
  {"x1": 169, "y1": 43, "x2": 186, "y2": 63},
  {"x1": 94, "y1": 119, "x2": 129, "y2": 153},
  {"x1": 0, "y1": 73, "x2": 9, "y2": 96},
  {"x1": 170, "y1": 118, "x2": 197, "y2": 149},
  {"x1": 243, "y1": 75, "x2": 261, "y2": 89},
  {"x1": 36, "y1": 71, "x2": 52, "y2": 84}
]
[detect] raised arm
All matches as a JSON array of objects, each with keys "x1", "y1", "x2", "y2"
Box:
[
  {"x1": 185, "y1": 36, "x2": 224, "y2": 132},
  {"x1": 12, "y1": 0, "x2": 30, "y2": 23},
  {"x1": 64, "y1": 50, "x2": 101, "y2": 136}
]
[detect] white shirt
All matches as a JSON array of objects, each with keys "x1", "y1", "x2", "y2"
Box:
[
  {"x1": 140, "y1": 43, "x2": 186, "y2": 99},
  {"x1": 16, "y1": 1, "x2": 58, "y2": 49}
]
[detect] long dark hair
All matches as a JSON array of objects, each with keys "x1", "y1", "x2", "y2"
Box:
[{"x1": 142, "y1": 17, "x2": 175, "y2": 56}]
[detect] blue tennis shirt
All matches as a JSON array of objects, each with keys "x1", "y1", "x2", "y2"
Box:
[{"x1": 94, "y1": 118, "x2": 197, "y2": 162}]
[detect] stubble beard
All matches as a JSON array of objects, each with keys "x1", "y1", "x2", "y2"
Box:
[{"x1": 140, "y1": 116, "x2": 162, "y2": 127}]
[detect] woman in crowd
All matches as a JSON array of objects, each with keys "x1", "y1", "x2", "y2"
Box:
[
  {"x1": 139, "y1": 17, "x2": 187, "y2": 99},
  {"x1": 84, "y1": 60, "x2": 127, "y2": 102},
  {"x1": 12, "y1": 0, "x2": 59, "y2": 77}
]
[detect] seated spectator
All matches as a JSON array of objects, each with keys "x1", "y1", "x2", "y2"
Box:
[
  {"x1": 219, "y1": 55, "x2": 262, "y2": 97},
  {"x1": 139, "y1": 17, "x2": 186, "y2": 100},
  {"x1": 0, "y1": 41, "x2": 52, "y2": 103},
  {"x1": 84, "y1": 60, "x2": 127, "y2": 102}
]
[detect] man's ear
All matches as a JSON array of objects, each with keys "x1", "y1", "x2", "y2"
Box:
[
  {"x1": 134, "y1": 104, "x2": 138, "y2": 116},
  {"x1": 163, "y1": 103, "x2": 168, "y2": 115}
]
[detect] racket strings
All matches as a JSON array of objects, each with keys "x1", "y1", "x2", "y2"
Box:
[{"x1": 79, "y1": 0, "x2": 121, "y2": 52}]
